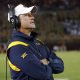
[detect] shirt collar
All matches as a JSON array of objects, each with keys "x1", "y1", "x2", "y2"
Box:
[{"x1": 12, "y1": 31, "x2": 38, "y2": 40}]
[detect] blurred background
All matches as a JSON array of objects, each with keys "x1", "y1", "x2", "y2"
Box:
[
  {"x1": 0, "y1": 0, "x2": 80, "y2": 80},
  {"x1": 0, "y1": 0, "x2": 80, "y2": 52}
]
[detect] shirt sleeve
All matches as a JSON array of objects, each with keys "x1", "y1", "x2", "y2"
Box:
[
  {"x1": 48, "y1": 51, "x2": 64, "y2": 74},
  {"x1": 8, "y1": 45, "x2": 52, "y2": 79}
]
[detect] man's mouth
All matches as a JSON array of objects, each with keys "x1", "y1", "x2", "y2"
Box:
[{"x1": 32, "y1": 21, "x2": 34, "y2": 23}]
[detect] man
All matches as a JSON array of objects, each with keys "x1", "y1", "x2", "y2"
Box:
[{"x1": 7, "y1": 4, "x2": 64, "y2": 80}]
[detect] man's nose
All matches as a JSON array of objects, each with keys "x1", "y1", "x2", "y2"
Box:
[
  {"x1": 31, "y1": 16, "x2": 35, "y2": 20},
  {"x1": 30, "y1": 14, "x2": 35, "y2": 20}
]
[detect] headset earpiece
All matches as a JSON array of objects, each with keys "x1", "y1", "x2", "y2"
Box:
[
  {"x1": 10, "y1": 15, "x2": 21, "y2": 29},
  {"x1": 8, "y1": 4, "x2": 21, "y2": 29}
]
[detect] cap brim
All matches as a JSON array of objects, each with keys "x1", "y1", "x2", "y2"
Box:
[{"x1": 31, "y1": 6, "x2": 38, "y2": 14}]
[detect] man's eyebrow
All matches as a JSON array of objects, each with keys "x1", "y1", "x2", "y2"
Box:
[{"x1": 24, "y1": 13, "x2": 33, "y2": 17}]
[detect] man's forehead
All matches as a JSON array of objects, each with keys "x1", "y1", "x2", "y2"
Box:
[
  {"x1": 23, "y1": 12, "x2": 31, "y2": 15},
  {"x1": 20, "y1": 12, "x2": 32, "y2": 16}
]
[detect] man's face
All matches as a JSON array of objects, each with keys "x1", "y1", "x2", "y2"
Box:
[{"x1": 19, "y1": 12, "x2": 36, "y2": 29}]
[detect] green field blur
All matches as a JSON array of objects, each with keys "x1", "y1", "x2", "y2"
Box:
[{"x1": 0, "y1": 51, "x2": 80, "y2": 80}]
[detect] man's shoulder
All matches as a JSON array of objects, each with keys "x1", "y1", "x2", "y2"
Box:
[
  {"x1": 7, "y1": 36, "x2": 19, "y2": 44},
  {"x1": 36, "y1": 38, "x2": 44, "y2": 44},
  {"x1": 7, "y1": 37, "x2": 29, "y2": 50}
]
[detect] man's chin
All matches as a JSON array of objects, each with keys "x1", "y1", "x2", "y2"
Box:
[
  {"x1": 26, "y1": 28, "x2": 36, "y2": 32},
  {"x1": 30, "y1": 26, "x2": 36, "y2": 29}
]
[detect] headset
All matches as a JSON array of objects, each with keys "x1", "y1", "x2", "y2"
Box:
[
  {"x1": 6, "y1": 5, "x2": 21, "y2": 80},
  {"x1": 8, "y1": 4, "x2": 21, "y2": 29}
]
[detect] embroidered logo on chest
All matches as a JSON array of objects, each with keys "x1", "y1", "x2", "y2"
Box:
[{"x1": 21, "y1": 52, "x2": 28, "y2": 59}]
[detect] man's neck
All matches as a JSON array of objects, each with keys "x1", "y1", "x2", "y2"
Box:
[{"x1": 18, "y1": 28, "x2": 32, "y2": 36}]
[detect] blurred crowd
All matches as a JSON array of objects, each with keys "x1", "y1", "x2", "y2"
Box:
[
  {"x1": 0, "y1": 0, "x2": 80, "y2": 51},
  {"x1": 62, "y1": 19, "x2": 80, "y2": 36},
  {"x1": 32, "y1": 0, "x2": 80, "y2": 11},
  {"x1": 0, "y1": 43, "x2": 6, "y2": 53}
]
